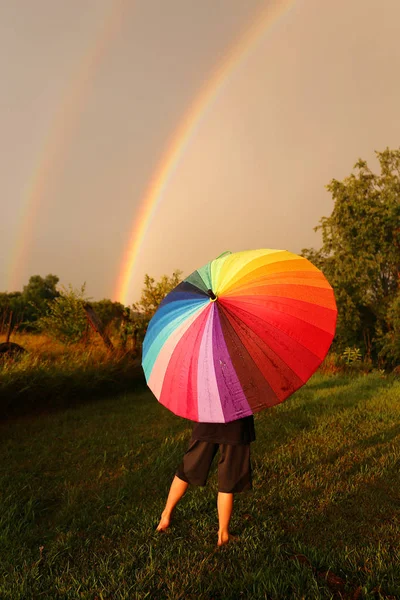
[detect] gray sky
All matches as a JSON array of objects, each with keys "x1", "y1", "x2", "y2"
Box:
[{"x1": 1, "y1": 0, "x2": 400, "y2": 304}]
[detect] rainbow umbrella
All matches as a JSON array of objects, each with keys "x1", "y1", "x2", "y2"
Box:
[{"x1": 142, "y1": 249, "x2": 337, "y2": 422}]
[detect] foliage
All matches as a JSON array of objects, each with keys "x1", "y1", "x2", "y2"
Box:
[
  {"x1": 131, "y1": 270, "x2": 183, "y2": 349},
  {"x1": 318, "y1": 352, "x2": 342, "y2": 375},
  {"x1": 376, "y1": 287, "x2": 400, "y2": 367},
  {"x1": 90, "y1": 299, "x2": 125, "y2": 334},
  {"x1": 133, "y1": 270, "x2": 183, "y2": 316},
  {"x1": 0, "y1": 292, "x2": 25, "y2": 334},
  {"x1": 341, "y1": 346, "x2": 362, "y2": 366},
  {"x1": 0, "y1": 275, "x2": 59, "y2": 335},
  {"x1": 117, "y1": 306, "x2": 137, "y2": 350},
  {"x1": 320, "y1": 348, "x2": 374, "y2": 375},
  {"x1": 21, "y1": 274, "x2": 60, "y2": 327},
  {"x1": 302, "y1": 148, "x2": 400, "y2": 364},
  {"x1": 36, "y1": 284, "x2": 89, "y2": 345}
]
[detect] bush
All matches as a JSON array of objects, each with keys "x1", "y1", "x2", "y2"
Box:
[
  {"x1": 319, "y1": 347, "x2": 374, "y2": 375},
  {"x1": 376, "y1": 289, "x2": 400, "y2": 368},
  {"x1": 131, "y1": 270, "x2": 182, "y2": 351},
  {"x1": 36, "y1": 284, "x2": 88, "y2": 345}
]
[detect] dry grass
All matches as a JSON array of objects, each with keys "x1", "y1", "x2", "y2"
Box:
[{"x1": 1, "y1": 331, "x2": 120, "y2": 359}]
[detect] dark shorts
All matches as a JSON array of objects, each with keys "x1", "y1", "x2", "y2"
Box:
[{"x1": 176, "y1": 439, "x2": 252, "y2": 493}]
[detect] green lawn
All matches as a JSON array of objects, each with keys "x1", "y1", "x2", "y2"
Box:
[{"x1": 0, "y1": 374, "x2": 399, "y2": 599}]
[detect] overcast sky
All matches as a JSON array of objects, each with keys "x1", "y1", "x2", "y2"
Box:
[{"x1": 1, "y1": 0, "x2": 400, "y2": 304}]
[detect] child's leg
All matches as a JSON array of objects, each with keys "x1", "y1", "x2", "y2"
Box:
[
  {"x1": 216, "y1": 444, "x2": 252, "y2": 545},
  {"x1": 157, "y1": 441, "x2": 217, "y2": 532},
  {"x1": 217, "y1": 492, "x2": 234, "y2": 546},
  {"x1": 156, "y1": 475, "x2": 188, "y2": 531}
]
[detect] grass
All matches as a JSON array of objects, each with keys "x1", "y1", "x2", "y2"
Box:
[
  {"x1": 0, "y1": 373, "x2": 399, "y2": 599},
  {"x1": 1, "y1": 332, "x2": 69, "y2": 356},
  {"x1": 0, "y1": 333, "x2": 143, "y2": 419}
]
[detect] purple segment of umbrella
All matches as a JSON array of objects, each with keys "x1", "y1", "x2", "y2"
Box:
[
  {"x1": 197, "y1": 304, "x2": 225, "y2": 422},
  {"x1": 212, "y1": 304, "x2": 253, "y2": 422}
]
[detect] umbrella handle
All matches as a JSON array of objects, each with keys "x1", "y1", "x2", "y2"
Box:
[{"x1": 207, "y1": 289, "x2": 217, "y2": 301}]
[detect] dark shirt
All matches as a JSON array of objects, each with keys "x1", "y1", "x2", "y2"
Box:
[{"x1": 191, "y1": 415, "x2": 256, "y2": 446}]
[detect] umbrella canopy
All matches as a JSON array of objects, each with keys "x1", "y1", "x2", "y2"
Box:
[{"x1": 142, "y1": 249, "x2": 337, "y2": 423}]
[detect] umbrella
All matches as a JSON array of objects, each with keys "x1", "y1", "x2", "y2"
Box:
[{"x1": 142, "y1": 249, "x2": 337, "y2": 423}]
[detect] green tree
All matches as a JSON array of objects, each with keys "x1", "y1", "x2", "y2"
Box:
[
  {"x1": 91, "y1": 299, "x2": 125, "y2": 333},
  {"x1": 302, "y1": 148, "x2": 400, "y2": 361},
  {"x1": 376, "y1": 287, "x2": 400, "y2": 367},
  {"x1": 22, "y1": 274, "x2": 60, "y2": 326},
  {"x1": 131, "y1": 270, "x2": 183, "y2": 349},
  {"x1": 0, "y1": 292, "x2": 25, "y2": 335},
  {"x1": 36, "y1": 284, "x2": 88, "y2": 345}
]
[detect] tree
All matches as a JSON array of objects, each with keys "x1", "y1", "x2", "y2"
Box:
[
  {"x1": 131, "y1": 270, "x2": 183, "y2": 349},
  {"x1": 133, "y1": 271, "x2": 183, "y2": 317},
  {"x1": 91, "y1": 299, "x2": 125, "y2": 333},
  {"x1": 36, "y1": 284, "x2": 88, "y2": 345},
  {"x1": 302, "y1": 148, "x2": 400, "y2": 362},
  {"x1": 0, "y1": 292, "x2": 25, "y2": 337},
  {"x1": 377, "y1": 287, "x2": 400, "y2": 367},
  {"x1": 22, "y1": 274, "x2": 60, "y2": 326}
]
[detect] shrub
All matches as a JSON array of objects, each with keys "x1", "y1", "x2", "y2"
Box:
[{"x1": 36, "y1": 284, "x2": 88, "y2": 345}]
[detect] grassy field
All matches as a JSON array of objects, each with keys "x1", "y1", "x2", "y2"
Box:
[{"x1": 0, "y1": 374, "x2": 399, "y2": 599}]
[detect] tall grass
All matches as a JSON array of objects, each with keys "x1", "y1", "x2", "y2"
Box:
[{"x1": 0, "y1": 373, "x2": 399, "y2": 599}]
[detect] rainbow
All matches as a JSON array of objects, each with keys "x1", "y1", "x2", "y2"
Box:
[
  {"x1": 115, "y1": 0, "x2": 295, "y2": 305},
  {"x1": 7, "y1": 0, "x2": 129, "y2": 293}
]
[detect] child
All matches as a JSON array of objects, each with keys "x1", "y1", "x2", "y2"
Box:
[{"x1": 156, "y1": 415, "x2": 255, "y2": 546}]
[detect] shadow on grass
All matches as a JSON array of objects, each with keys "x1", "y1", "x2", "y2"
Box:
[
  {"x1": 242, "y1": 417, "x2": 400, "y2": 591},
  {"x1": 300, "y1": 457, "x2": 400, "y2": 542},
  {"x1": 253, "y1": 376, "x2": 394, "y2": 456},
  {"x1": 305, "y1": 374, "x2": 352, "y2": 390}
]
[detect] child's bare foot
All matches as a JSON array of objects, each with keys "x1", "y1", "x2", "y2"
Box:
[
  {"x1": 217, "y1": 530, "x2": 230, "y2": 546},
  {"x1": 156, "y1": 512, "x2": 171, "y2": 531}
]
